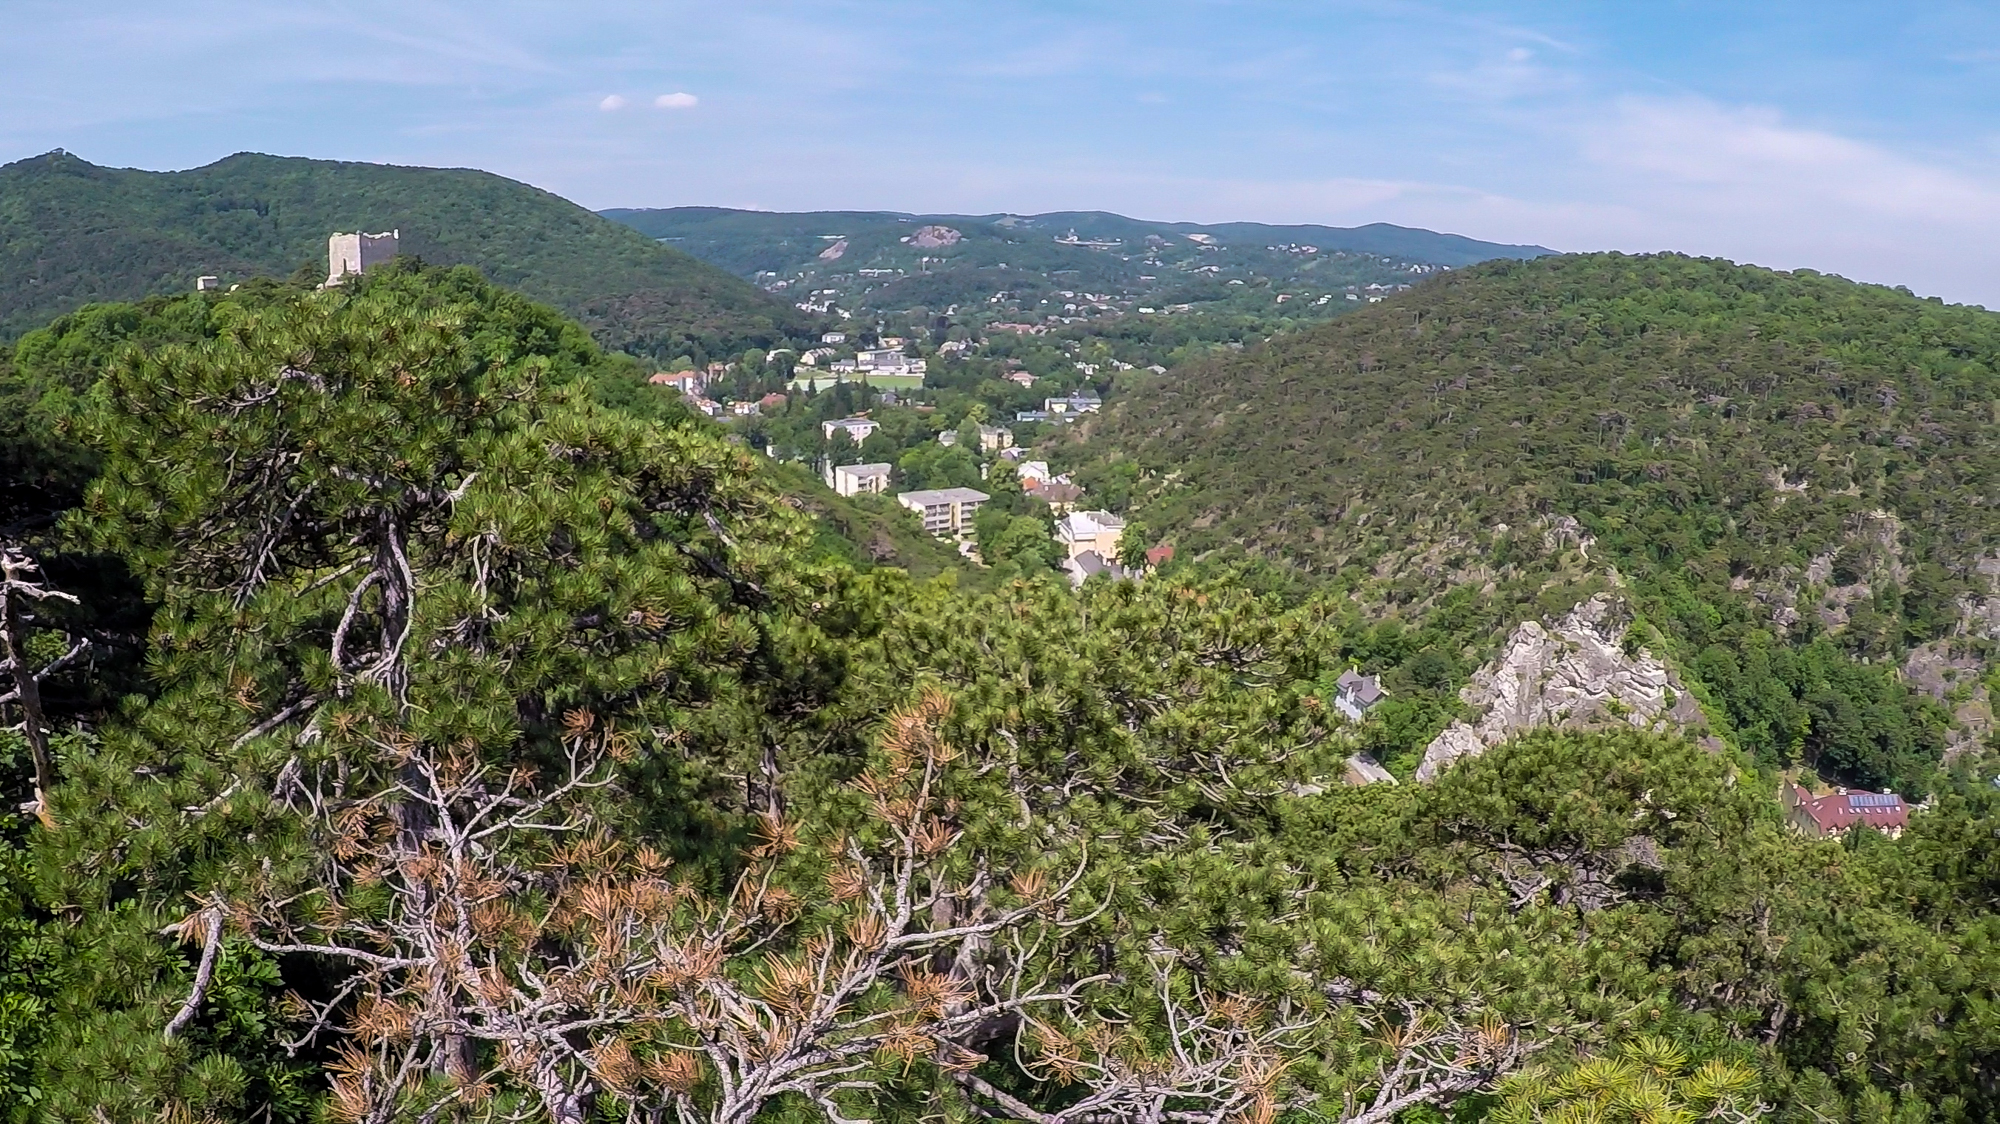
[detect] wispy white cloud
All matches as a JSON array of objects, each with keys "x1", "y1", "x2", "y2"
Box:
[
  {"x1": 5, "y1": 2, "x2": 1999, "y2": 305},
  {"x1": 1428, "y1": 45, "x2": 1578, "y2": 101}
]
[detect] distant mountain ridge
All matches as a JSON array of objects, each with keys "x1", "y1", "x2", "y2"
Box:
[
  {"x1": 0, "y1": 150, "x2": 804, "y2": 358},
  {"x1": 603, "y1": 206, "x2": 1551, "y2": 325},
  {"x1": 601, "y1": 206, "x2": 1555, "y2": 271}
]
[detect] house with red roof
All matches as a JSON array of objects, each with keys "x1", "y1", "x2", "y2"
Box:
[{"x1": 1781, "y1": 783, "x2": 1910, "y2": 839}]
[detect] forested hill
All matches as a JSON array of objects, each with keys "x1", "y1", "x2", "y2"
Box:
[
  {"x1": 601, "y1": 205, "x2": 1551, "y2": 324},
  {"x1": 1075, "y1": 252, "x2": 2000, "y2": 783},
  {"x1": 1087, "y1": 253, "x2": 1997, "y2": 593},
  {"x1": 601, "y1": 206, "x2": 1554, "y2": 273},
  {"x1": 0, "y1": 149, "x2": 805, "y2": 360},
  {"x1": 2, "y1": 258, "x2": 1998, "y2": 1123}
]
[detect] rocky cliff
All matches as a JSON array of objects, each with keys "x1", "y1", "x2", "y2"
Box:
[{"x1": 1416, "y1": 594, "x2": 1712, "y2": 781}]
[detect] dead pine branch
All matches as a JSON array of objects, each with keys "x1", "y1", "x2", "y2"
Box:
[{"x1": 1, "y1": 544, "x2": 81, "y2": 820}]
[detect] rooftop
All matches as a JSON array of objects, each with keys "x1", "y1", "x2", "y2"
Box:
[
  {"x1": 1336, "y1": 670, "x2": 1385, "y2": 705},
  {"x1": 898, "y1": 487, "x2": 990, "y2": 505}
]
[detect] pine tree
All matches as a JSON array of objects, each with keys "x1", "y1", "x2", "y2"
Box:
[{"x1": 33, "y1": 266, "x2": 831, "y2": 1120}]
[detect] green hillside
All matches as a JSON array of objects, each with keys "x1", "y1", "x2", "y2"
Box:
[
  {"x1": 3, "y1": 254, "x2": 1998, "y2": 1124},
  {"x1": 0, "y1": 150, "x2": 807, "y2": 359},
  {"x1": 1084, "y1": 253, "x2": 1996, "y2": 581},
  {"x1": 603, "y1": 206, "x2": 1553, "y2": 272},
  {"x1": 1073, "y1": 252, "x2": 1999, "y2": 785},
  {"x1": 601, "y1": 205, "x2": 1552, "y2": 327}
]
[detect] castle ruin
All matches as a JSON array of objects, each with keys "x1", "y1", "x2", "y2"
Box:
[{"x1": 326, "y1": 230, "x2": 400, "y2": 286}]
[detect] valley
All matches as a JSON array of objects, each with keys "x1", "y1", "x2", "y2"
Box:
[{"x1": 0, "y1": 153, "x2": 1994, "y2": 1124}]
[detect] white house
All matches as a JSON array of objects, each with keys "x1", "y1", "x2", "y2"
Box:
[
  {"x1": 827, "y1": 462, "x2": 892, "y2": 497},
  {"x1": 649, "y1": 370, "x2": 704, "y2": 394},
  {"x1": 1017, "y1": 461, "x2": 1052, "y2": 487},
  {"x1": 823, "y1": 417, "x2": 879, "y2": 443},
  {"x1": 1045, "y1": 392, "x2": 1102, "y2": 414},
  {"x1": 1333, "y1": 671, "x2": 1385, "y2": 722},
  {"x1": 1056, "y1": 509, "x2": 1124, "y2": 562},
  {"x1": 821, "y1": 331, "x2": 848, "y2": 344}
]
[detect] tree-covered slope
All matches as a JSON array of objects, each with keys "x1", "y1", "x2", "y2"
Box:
[
  {"x1": 0, "y1": 150, "x2": 806, "y2": 359},
  {"x1": 1088, "y1": 253, "x2": 1996, "y2": 594},
  {"x1": 1076, "y1": 253, "x2": 2000, "y2": 785},
  {"x1": 3, "y1": 255, "x2": 1998, "y2": 1124}
]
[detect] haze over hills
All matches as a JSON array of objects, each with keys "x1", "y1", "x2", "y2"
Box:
[
  {"x1": 0, "y1": 150, "x2": 805, "y2": 359},
  {"x1": 602, "y1": 205, "x2": 1553, "y2": 326}
]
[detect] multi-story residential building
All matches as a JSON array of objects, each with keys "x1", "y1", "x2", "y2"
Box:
[
  {"x1": 828, "y1": 462, "x2": 892, "y2": 497},
  {"x1": 897, "y1": 487, "x2": 989, "y2": 535}
]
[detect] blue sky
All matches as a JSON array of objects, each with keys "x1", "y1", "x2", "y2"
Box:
[{"x1": 7, "y1": 2, "x2": 2000, "y2": 305}]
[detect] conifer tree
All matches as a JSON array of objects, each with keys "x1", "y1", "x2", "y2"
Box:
[{"x1": 33, "y1": 268, "x2": 828, "y2": 1120}]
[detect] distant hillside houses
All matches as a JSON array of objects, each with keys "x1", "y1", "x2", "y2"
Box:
[
  {"x1": 648, "y1": 370, "x2": 705, "y2": 394},
  {"x1": 857, "y1": 347, "x2": 925, "y2": 377}
]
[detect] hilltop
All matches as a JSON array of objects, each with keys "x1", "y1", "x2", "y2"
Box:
[
  {"x1": 1071, "y1": 252, "x2": 1999, "y2": 789},
  {"x1": 0, "y1": 150, "x2": 806, "y2": 359},
  {"x1": 601, "y1": 205, "x2": 1552, "y2": 326}
]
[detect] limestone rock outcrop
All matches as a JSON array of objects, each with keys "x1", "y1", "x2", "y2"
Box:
[{"x1": 1415, "y1": 594, "x2": 1710, "y2": 781}]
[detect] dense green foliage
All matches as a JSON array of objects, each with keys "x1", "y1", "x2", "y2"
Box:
[
  {"x1": 0, "y1": 150, "x2": 806, "y2": 360},
  {"x1": 1077, "y1": 253, "x2": 1997, "y2": 791},
  {"x1": 0, "y1": 261, "x2": 1995, "y2": 1124}
]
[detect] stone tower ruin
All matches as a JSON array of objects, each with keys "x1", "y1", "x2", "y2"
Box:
[{"x1": 326, "y1": 230, "x2": 400, "y2": 286}]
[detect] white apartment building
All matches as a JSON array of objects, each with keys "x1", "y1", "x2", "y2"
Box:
[
  {"x1": 827, "y1": 462, "x2": 892, "y2": 497},
  {"x1": 897, "y1": 487, "x2": 989, "y2": 535}
]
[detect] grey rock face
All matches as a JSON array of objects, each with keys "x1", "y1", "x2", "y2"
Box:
[{"x1": 1415, "y1": 594, "x2": 1709, "y2": 782}]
